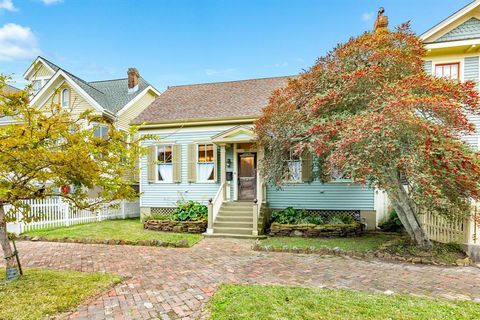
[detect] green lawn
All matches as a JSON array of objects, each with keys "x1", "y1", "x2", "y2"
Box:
[
  {"x1": 208, "y1": 284, "x2": 480, "y2": 320},
  {"x1": 0, "y1": 269, "x2": 121, "y2": 320},
  {"x1": 24, "y1": 219, "x2": 202, "y2": 247},
  {"x1": 259, "y1": 233, "x2": 398, "y2": 253}
]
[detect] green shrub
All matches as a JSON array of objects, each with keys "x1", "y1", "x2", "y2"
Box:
[
  {"x1": 379, "y1": 209, "x2": 404, "y2": 232},
  {"x1": 271, "y1": 208, "x2": 355, "y2": 225},
  {"x1": 171, "y1": 200, "x2": 208, "y2": 221}
]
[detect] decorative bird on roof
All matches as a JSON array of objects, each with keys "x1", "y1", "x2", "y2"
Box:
[{"x1": 374, "y1": 7, "x2": 389, "y2": 33}]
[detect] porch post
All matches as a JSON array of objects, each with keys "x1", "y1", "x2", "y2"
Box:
[
  {"x1": 220, "y1": 144, "x2": 227, "y2": 199},
  {"x1": 207, "y1": 198, "x2": 214, "y2": 235}
]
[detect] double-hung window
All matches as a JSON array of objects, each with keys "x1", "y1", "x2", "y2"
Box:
[
  {"x1": 197, "y1": 143, "x2": 215, "y2": 182},
  {"x1": 435, "y1": 63, "x2": 459, "y2": 80},
  {"x1": 93, "y1": 124, "x2": 109, "y2": 139},
  {"x1": 157, "y1": 144, "x2": 173, "y2": 183},
  {"x1": 286, "y1": 150, "x2": 302, "y2": 182}
]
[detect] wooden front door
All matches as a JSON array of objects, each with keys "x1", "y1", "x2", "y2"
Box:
[{"x1": 238, "y1": 153, "x2": 256, "y2": 200}]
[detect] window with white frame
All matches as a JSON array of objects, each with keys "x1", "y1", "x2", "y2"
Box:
[
  {"x1": 61, "y1": 88, "x2": 69, "y2": 107},
  {"x1": 32, "y1": 80, "x2": 42, "y2": 93},
  {"x1": 435, "y1": 63, "x2": 459, "y2": 80},
  {"x1": 286, "y1": 150, "x2": 301, "y2": 182},
  {"x1": 197, "y1": 143, "x2": 215, "y2": 182},
  {"x1": 93, "y1": 124, "x2": 109, "y2": 139},
  {"x1": 157, "y1": 144, "x2": 173, "y2": 183}
]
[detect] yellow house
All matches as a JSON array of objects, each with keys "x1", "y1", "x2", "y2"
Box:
[
  {"x1": 23, "y1": 56, "x2": 160, "y2": 133},
  {"x1": 16, "y1": 56, "x2": 161, "y2": 184},
  {"x1": 420, "y1": 0, "x2": 480, "y2": 261}
]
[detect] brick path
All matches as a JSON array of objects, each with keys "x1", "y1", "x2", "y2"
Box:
[{"x1": 2, "y1": 238, "x2": 480, "y2": 319}]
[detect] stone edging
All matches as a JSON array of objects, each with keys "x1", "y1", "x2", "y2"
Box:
[
  {"x1": 252, "y1": 242, "x2": 470, "y2": 267},
  {"x1": 269, "y1": 222, "x2": 363, "y2": 238},
  {"x1": 144, "y1": 219, "x2": 207, "y2": 234},
  {"x1": 14, "y1": 235, "x2": 191, "y2": 248}
]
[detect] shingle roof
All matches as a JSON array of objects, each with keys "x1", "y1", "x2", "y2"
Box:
[
  {"x1": 38, "y1": 57, "x2": 155, "y2": 115},
  {"x1": 3, "y1": 84, "x2": 20, "y2": 94},
  {"x1": 133, "y1": 76, "x2": 291, "y2": 124}
]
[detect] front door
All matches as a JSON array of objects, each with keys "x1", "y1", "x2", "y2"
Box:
[{"x1": 238, "y1": 153, "x2": 256, "y2": 200}]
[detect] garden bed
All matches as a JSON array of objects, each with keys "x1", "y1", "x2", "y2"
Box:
[
  {"x1": 144, "y1": 219, "x2": 207, "y2": 234},
  {"x1": 269, "y1": 222, "x2": 363, "y2": 238}
]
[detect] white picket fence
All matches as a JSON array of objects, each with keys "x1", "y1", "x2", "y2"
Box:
[{"x1": 6, "y1": 197, "x2": 140, "y2": 234}]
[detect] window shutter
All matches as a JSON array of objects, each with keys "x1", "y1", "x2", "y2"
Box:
[
  {"x1": 301, "y1": 149, "x2": 313, "y2": 183},
  {"x1": 172, "y1": 144, "x2": 182, "y2": 183},
  {"x1": 213, "y1": 144, "x2": 218, "y2": 182},
  {"x1": 188, "y1": 144, "x2": 197, "y2": 183},
  {"x1": 147, "y1": 145, "x2": 156, "y2": 183}
]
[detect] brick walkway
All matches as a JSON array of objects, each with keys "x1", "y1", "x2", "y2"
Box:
[{"x1": 2, "y1": 238, "x2": 480, "y2": 320}]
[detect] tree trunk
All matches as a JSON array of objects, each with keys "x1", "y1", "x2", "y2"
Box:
[
  {"x1": 386, "y1": 173, "x2": 432, "y2": 249},
  {"x1": 0, "y1": 204, "x2": 19, "y2": 281}
]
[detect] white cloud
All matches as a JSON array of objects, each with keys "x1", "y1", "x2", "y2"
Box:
[
  {"x1": 40, "y1": 0, "x2": 63, "y2": 5},
  {"x1": 0, "y1": 0, "x2": 17, "y2": 12},
  {"x1": 205, "y1": 68, "x2": 236, "y2": 76},
  {"x1": 361, "y1": 12, "x2": 374, "y2": 22},
  {"x1": 274, "y1": 62, "x2": 288, "y2": 68},
  {"x1": 0, "y1": 23, "x2": 40, "y2": 61}
]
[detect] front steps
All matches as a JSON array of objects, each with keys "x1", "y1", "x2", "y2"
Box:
[{"x1": 204, "y1": 201, "x2": 266, "y2": 239}]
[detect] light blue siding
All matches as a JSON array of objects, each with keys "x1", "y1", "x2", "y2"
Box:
[
  {"x1": 464, "y1": 56, "x2": 480, "y2": 149},
  {"x1": 423, "y1": 60, "x2": 432, "y2": 75},
  {"x1": 140, "y1": 130, "x2": 224, "y2": 207},
  {"x1": 435, "y1": 18, "x2": 480, "y2": 43},
  {"x1": 267, "y1": 182, "x2": 374, "y2": 210},
  {"x1": 139, "y1": 126, "x2": 374, "y2": 211}
]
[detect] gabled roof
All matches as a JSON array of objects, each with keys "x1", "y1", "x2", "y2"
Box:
[
  {"x1": 133, "y1": 76, "x2": 291, "y2": 125},
  {"x1": 3, "y1": 84, "x2": 20, "y2": 95},
  {"x1": 28, "y1": 56, "x2": 159, "y2": 115},
  {"x1": 421, "y1": 0, "x2": 480, "y2": 43}
]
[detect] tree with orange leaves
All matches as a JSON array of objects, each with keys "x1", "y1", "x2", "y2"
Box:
[{"x1": 256, "y1": 21, "x2": 480, "y2": 248}]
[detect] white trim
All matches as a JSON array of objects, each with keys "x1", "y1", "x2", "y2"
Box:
[
  {"x1": 136, "y1": 118, "x2": 257, "y2": 129},
  {"x1": 196, "y1": 143, "x2": 216, "y2": 183},
  {"x1": 155, "y1": 143, "x2": 174, "y2": 184},
  {"x1": 420, "y1": 0, "x2": 480, "y2": 41},
  {"x1": 424, "y1": 39, "x2": 480, "y2": 50},
  {"x1": 233, "y1": 143, "x2": 238, "y2": 201},
  {"x1": 116, "y1": 86, "x2": 161, "y2": 116},
  {"x1": 23, "y1": 57, "x2": 56, "y2": 79},
  {"x1": 30, "y1": 70, "x2": 105, "y2": 114}
]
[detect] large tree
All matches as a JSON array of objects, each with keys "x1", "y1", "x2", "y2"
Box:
[
  {"x1": 255, "y1": 22, "x2": 480, "y2": 248},
  {"x1": 0, "y1": 76, "x2": 142, "y2": 280}
]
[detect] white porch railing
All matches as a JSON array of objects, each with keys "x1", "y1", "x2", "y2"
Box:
[
  {"x1": 252, "y1": 182, "x2": 266, "y2": 236},
  {"x1": 206, "y1": 182, "x2": 226, "y2": 234},
  {"x1": 6, "y1": 197, "x2": 140, "y2": 234}
]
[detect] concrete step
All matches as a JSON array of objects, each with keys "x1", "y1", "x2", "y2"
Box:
[
  {"x1": 215, "y1": 216, "x2": 253, "y2": 223},
  {"x1": 217, "y1": 210, "x2": 253, "y2": 217},
  {"x1": 202, "y1": 233, "x2": 267, "y2": 240},
  {"x1": 213, "y1": 227, "x2": 253, "y2": 235},
  {"x1": 213, "y1": 221, "x2": 253, "y2": 228},
  {"x1": 222, "y1": 201, "x2": 255, "y2": 207}
]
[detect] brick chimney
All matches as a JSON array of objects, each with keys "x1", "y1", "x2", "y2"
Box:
[{"x1": 127, "y1": 68, "x2": 139, "y2": 94}]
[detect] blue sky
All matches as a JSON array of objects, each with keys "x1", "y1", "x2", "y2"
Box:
[{"x1": 0, "y1": 0, "x2": 473, "y2": 90}]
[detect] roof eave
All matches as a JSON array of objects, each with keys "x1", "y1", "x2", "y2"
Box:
[{"x1": 133, "y1": 116, "x2": 257, "y2": 129}]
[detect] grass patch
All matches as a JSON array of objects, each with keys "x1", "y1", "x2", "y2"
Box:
[
  {"x1": 24, "y1": 218, "x2": 202, "y2": 247},
  {"x1": 209, "y1": 284, "x2": 480, "y2": 320},
  {"x1": 382, "y1": 238, "x2": 467, "y2": 265},
  {"x1": 259, "y1": 233, "x2": 398, "y2": 253},
  {"x1": 0, "y1": 269, "x2": 121, "y2": 320}
]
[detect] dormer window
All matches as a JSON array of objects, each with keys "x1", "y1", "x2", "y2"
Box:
[
  {"x1": 32, "y1": 80, "x2": 42, "y2": 93},
  {"x1": 435, "y1": 63, "x2": 459, "y2": 80},
  {"x1": 61, "y1": 88, "x2": 69, "y2": 107}
]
